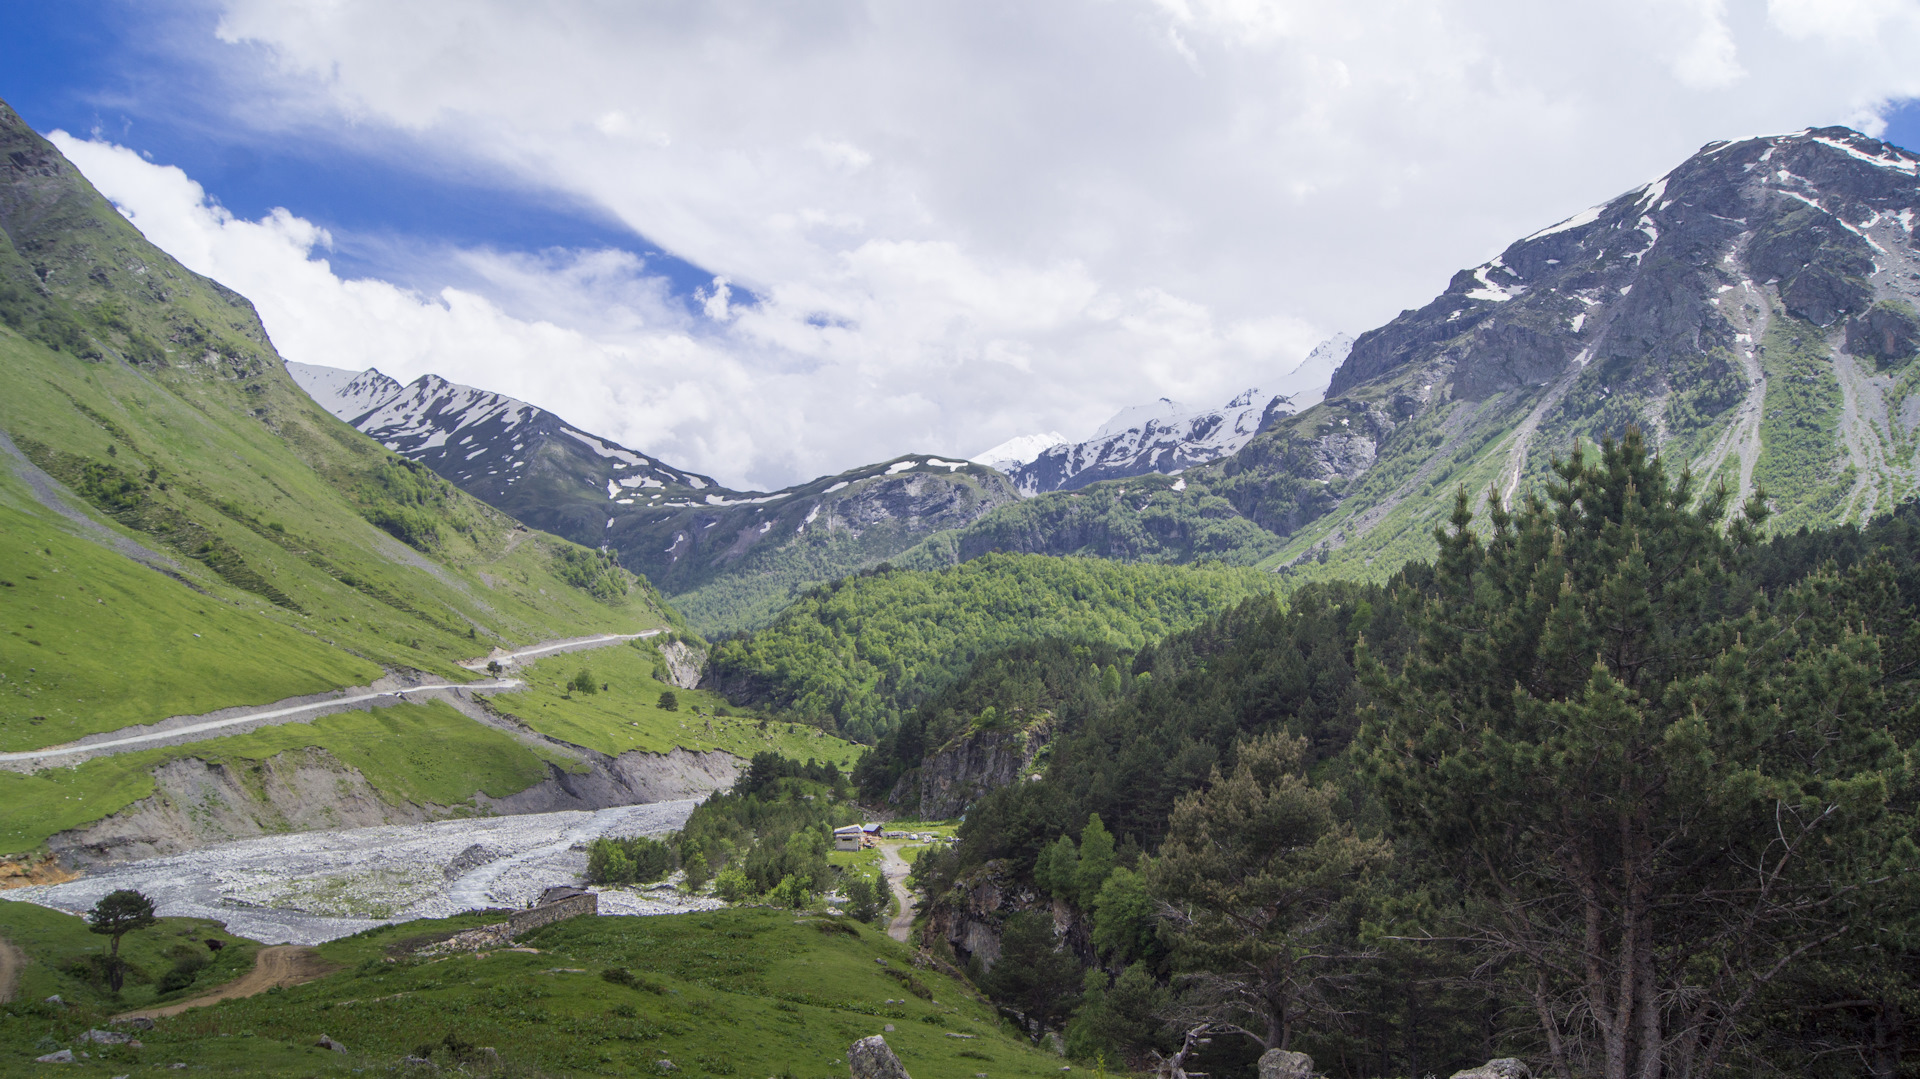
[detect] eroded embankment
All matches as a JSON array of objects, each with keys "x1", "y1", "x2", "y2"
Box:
[{"x1": 41, "y1": 744, "x2": 741, "y2": 868}]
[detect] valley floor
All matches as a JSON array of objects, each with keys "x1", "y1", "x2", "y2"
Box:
[{"x1": 2, "y1": 801, "x2": 705, "y2": 945}]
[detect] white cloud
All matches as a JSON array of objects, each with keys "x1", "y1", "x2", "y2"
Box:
[
  {"x1": 55, "y1": 131, "x2": 1304, "y2": 490},
  {"x1": 66, "y1": 1, "x2": 1920, "y2": 485}
]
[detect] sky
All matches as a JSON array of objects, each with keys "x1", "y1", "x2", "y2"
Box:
[{"x1": 8, "y1": 1, "x2": 1920, "y2": 491}]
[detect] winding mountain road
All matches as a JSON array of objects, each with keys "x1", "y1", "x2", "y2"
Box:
[
  {"x1": 458, "y1": 630, "x2": 661, "y2": 670},
  {"x1": 0, "y1": 629, "x2": 662, "y2": 768},
  {"x1": 0, "y1": 680, "x2": 522, "y2": 765}
]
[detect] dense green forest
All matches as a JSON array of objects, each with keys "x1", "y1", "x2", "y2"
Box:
[
  {"x1": 705, "y1": 552, "x2": 1280, "y2": 744},
  {"x1": 877, "y1": 434, "x2": 1920, "y2": 1079}
]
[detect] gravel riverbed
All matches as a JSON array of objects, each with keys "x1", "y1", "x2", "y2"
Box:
[{"x1": 2, "y1": 801, "x2": 717, "y2": 945}]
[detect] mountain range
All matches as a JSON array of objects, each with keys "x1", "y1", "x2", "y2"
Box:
[{"x1": 291, "y1": 126, "x2": 1920, "y2": 634}]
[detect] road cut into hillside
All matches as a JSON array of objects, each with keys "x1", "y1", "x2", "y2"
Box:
[
  {"x1": 459, "y1": 630, "x2": 662, "y2": 670},
  {"x1": 3, "y1": 802, "x2": 702, "y2": 945},
  {"x1": 0, "y1": 629, "x2": 660, "y2": 770}
]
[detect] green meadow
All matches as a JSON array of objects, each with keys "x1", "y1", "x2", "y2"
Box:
[{"x1": 0, "y1": 906, "x2": 1073, "y2": 1079}]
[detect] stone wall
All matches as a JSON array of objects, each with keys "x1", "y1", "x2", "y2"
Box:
[{"x1": 508, "y1": 891, "x2": 597, "y2": 935}]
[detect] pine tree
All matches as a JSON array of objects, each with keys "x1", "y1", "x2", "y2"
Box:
[{"x1": 1359, "y1": 432, "x2": 1915, "y2": 1079}]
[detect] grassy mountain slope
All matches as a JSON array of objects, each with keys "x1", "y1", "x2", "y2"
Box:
[
  {"x1": 705, "y1": 552, "x2": 1279, "y2": 743},
  {"x1": 0, "y1": 99, "x2": 673, "y2": 759},
  {"x1": 482, "y1": 640, "x2": 861, "y2": 769}
]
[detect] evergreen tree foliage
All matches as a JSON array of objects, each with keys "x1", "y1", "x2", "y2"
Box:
[
  {"x1": 1359, "y1": 433, "x2": 1917, "y2": 1079},
  {"x1": 1147, "y1": 731, "x2": 1389, "y2": 1052}
]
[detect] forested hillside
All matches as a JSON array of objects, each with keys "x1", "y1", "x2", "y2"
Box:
[
  {"x1": 885, "y1": 434, "x2": 1920, "y2": 1079},
  {"x1": 704, "y1": 553, "x2": 1278, "y2": 744}
]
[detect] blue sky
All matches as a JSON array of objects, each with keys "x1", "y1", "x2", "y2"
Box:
[
  {"x1": 9, "y1": 1, "x2": 1920, "y2": 489},
  {"x1": 0, "y1": 1, "x2": 730, "y2": 314}
]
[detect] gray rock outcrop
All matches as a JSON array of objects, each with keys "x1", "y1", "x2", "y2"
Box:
[
  {"x1": 847, "y1": 1035, "x2": 913, "y2": 1079},
  {"x1": 1449, "y1": 1059, "x2": 1529, "y2": 1079},
  {"x1": 916, "y1": 713, "x2": 1053, "y2": 819},
  {"x1": 1257, "y1": 1049, "x2": 1315, "y2": 1079}
]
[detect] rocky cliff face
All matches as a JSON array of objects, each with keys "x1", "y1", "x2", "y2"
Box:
[
  {"x1": 913, "y1": 714, "x2": 1053, "y2": 819},
  {"x1": 922, "y1": 859, "x2": 1092, "y2": 981}
]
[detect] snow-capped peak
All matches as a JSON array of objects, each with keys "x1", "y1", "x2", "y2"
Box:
[
  {"x1": 1272, "y1": 333, "x2": 1353, "y2": 411},
  {"x1": 971, "y1": 431, "x2": 1070, "y2": 472},
  {"x1": 1094, "y1": 397, "x2": 1192, "y2": 440}
]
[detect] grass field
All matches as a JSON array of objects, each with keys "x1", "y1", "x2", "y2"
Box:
[
  {"x1": 0, "y1": 472, "x2": 383, "y2": 752},
  {"x1": 0, "y1": 906, "x2": 1070, "y2": 1078},
  {"x1": 0, "y1": 701, "x2": 582, "y2": 856},
  {"x1": 484, "y1": 642, "x2": 863, "y2": 770}
]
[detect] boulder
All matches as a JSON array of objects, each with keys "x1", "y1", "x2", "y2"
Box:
[
  {"x1": 34, "y1": 1049, "x2": 74, "y2": 1063},
  {"x1": 1450, "y1": 1059, "x2": 1530, "y2": 1079},
  {"x1": 78, "y1": 1030, "x2": 136, "y2": 1045},
  {"x1": 848, "y1": 1035, "x2": 914, "y2": 1079},
  {"x1": 316, "y1": 1034, "x2": 348, "y2": 1053},
  {"x1": 1257, "y1": 1049, "x2": 1315, "y2": 1079}
]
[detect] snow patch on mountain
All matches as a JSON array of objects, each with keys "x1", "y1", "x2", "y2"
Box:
[
  {"x1": 970, "y1": 432, "x2": 1069, "y2": 472},
  {"x1": 1009, "y1": 387, "x2": 1284, "y2": 495}
]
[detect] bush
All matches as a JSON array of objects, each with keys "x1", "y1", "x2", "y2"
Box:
[
  {"x1": 658, "y1": 690, "x2": 679, "y2": 711},
  {"x1": 845, "y1": 871, "x2": 886, "y2": 923},
  {"x1": 571, "y1": 668, "x2": 598, "y2": 695},
  {"x1": 585, "y1": 836, "x2": 675, "y2": 886},
  {"x1": 714, "y1": 869, "x2": 755, "y2": 903}
]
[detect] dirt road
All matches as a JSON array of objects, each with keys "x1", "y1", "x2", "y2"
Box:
[
  {"x1": 117, "y1": 945, "x2": 335, "y2": 1019},
  {"x1": 879, "y1": 842, "x2": 916, "y2": 943},
  {"x1": 0, "y1": 680, "x2": 523, "y2": 765},
  {"x1": 0, "y1": 937, "x2": 24, "y2": 1004},
  {"x1": 458, "y1": 630, "x2": 662, "y2": 671}
]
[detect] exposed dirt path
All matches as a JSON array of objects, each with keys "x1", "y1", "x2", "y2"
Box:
[
  {"x1": 0, "y1": 937, "x2": 24, "y2": 1004},
  {"x1": 116, "y1": 945, "x2": 335, "y2": 1019},
  {"x1": 879, "y1": 842, "x2": 916, "y2": 944}
]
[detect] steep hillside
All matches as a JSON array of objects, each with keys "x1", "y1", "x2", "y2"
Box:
[
  {"x1": 0, "y1": 100, "x2": 670, "y2": 777},
  {"x1": 290, "y1": 362, "x2": 1023, "y2": 635},
  {"x1": 704, "y1": 552, "x2": 1279, "y2": 743},
  {"x1": 920, "y1": 127, "x2": 1920, "y2": 579}
]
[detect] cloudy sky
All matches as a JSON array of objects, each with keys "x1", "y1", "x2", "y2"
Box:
[{"x1": 9, "y1": 1, "x2": 1920, "y2": 490}]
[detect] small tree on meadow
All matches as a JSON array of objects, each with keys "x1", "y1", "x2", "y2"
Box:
[
  {"x1": 658, "y1": 690, "x2": 679, "y2": 712},
  {"x1": 88, "y1": 888, "x2": 157, "y2": 992}
]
